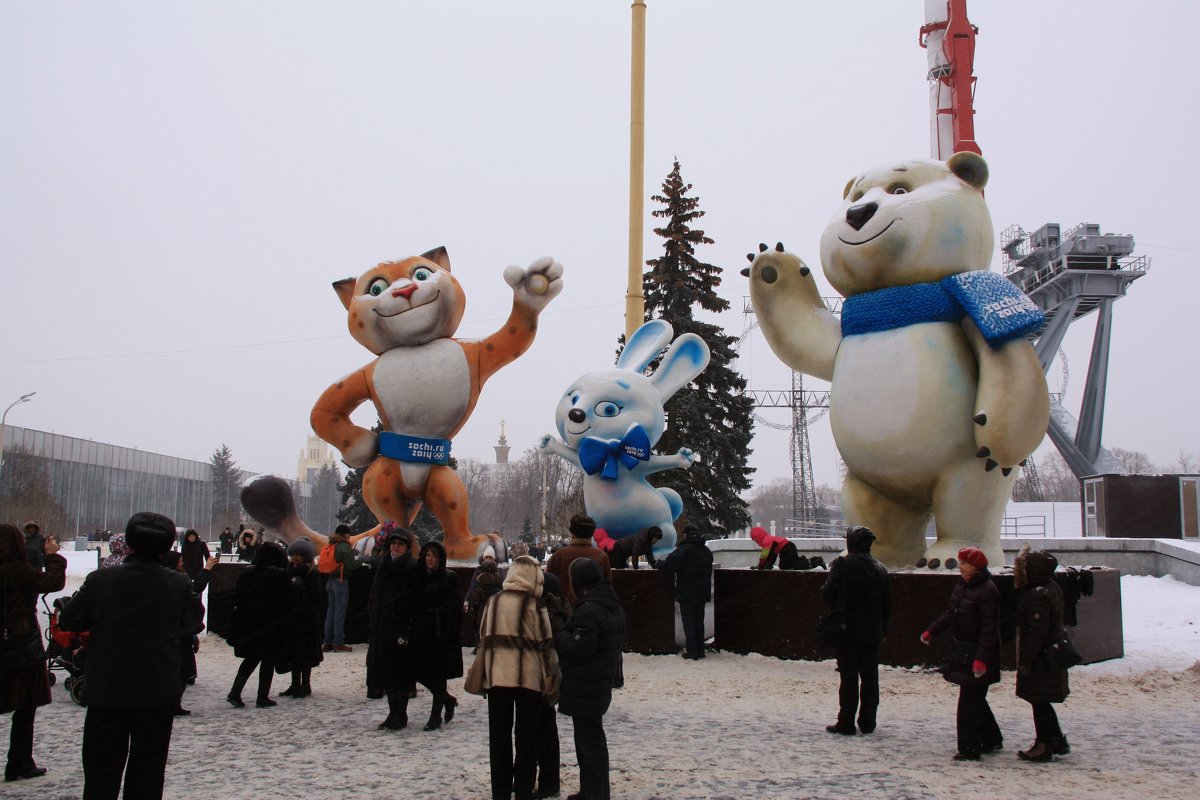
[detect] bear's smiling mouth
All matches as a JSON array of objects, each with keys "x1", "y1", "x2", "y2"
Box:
[
  {"x1": 838, "y1": 219, "x2": 897, "y2": 246},
  {"x1": 372, "y1": 289, "x2": 441, "y2": 318}
]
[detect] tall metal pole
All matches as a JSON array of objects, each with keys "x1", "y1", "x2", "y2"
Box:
[
  {"x1": 625, "y1": 0, "x2": 647, "y2": 341},
  {"x1": 0, "y1": 391, "x2": 36, "y2": 479}
]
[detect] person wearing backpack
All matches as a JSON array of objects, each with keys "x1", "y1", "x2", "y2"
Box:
[{"x1": 319, "y1": 524, "x2": 358, "y2": 653}]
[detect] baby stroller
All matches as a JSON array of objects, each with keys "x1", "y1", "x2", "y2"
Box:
[{"x1": 43, "y1": 594, "x2": 89, "y2": 706}]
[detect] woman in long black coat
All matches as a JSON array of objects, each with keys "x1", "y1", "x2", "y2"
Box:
[
  {"x1": 1014, "y1": 547, "x2": 1071, "y2": 762},
  {"x1": 921, "y1": 547, "x2": 1003, "y2": 761},
  {"x1": 0, "y1": 524, "x2": 66, "y2": 783},
  {"x1": 279, "y1": 537, "x2": 324, "y2": 699},
  {"x1": 365, "y1": 528, "x2": 419, "y2": 730},
  {"x1": 412, "y1": 540, "x2": 463, "y2": 731},
  {"x1": 227, "y1": 543, "x2": 291, "y2": 708}
]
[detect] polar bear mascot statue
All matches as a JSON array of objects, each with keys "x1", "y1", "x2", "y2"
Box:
[{"x1": 744, "y1": 153, "x2": 1048, "y2": 568}]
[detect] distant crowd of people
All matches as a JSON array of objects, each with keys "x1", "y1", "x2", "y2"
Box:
[{"x1": 0, "y1": 512, "x2": 1077, "y2": 799}]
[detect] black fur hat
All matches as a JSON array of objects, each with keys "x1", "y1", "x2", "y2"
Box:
[{"x1": 125, "y1": 512, "x2": 176, "y2": 557}]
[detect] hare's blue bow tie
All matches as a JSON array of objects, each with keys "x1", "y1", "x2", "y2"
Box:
[{"x1": 579, "y1": 425, "x2": 651, "y2": 480}]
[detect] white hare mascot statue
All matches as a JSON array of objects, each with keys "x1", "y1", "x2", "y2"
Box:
[{"x1": 540, "y1": 319, "x2": 711, "y2": 555}]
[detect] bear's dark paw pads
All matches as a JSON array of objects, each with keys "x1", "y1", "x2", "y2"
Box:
[
  {"x1": 973, "y1": 413, "x2": 987, "y2": 426},
  {"x1": 975, "y1": 446, "x2": 991, "y2": 459},
  {"x1": 984, "y1": 458, "x2": 998, "y2": 472}
]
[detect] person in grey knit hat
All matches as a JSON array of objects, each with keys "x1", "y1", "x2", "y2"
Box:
[{"x1": 281, "y1": 537, "x2": 323, "y2": 698}]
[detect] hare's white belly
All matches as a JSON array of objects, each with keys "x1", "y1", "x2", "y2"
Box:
[{"x1": 373, "y1": 341, "x2": 471, "y2": 438}]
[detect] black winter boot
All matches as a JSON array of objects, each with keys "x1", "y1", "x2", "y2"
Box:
[
  {"x1": 1049, "y1": 735, "x2": 1070, "y2": 755},
  {"x1": 424, "y1": 695, "x2": 445, "y2": 731},
  {"x1": 443, "y1": 694, "x2": 458, "y2": 722},
  {"x1": 380, "y1": 690, "x2": 409, "y2": 730}
]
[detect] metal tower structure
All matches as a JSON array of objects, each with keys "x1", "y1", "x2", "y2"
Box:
[
  {"x1": 741, "y1": 298, "x2": 841, "y2": 530},
  {"x1": 1002, "y1": 223, "x2": 1149, "y2": 478}
]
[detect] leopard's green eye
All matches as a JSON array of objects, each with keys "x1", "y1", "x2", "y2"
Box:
[{"x1": 367, "y1": 277, "x2": 390, "y2": 296}]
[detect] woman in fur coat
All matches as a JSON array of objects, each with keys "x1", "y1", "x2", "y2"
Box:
[{"x1": 466, "y1": 556, "x2": 561, "y2": 800}]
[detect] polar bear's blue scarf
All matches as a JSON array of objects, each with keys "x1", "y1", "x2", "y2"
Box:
[{"x1": 840, "y1": 270, "x2": 1045, "y2": 348}]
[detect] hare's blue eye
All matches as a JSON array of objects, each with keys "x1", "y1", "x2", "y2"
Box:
[
  {"x1": 594, "y1": 401, "x2": 622, "y2": 418},
  {"x1": 367, "y1": 278, "x2": 389, "y2": 296},
  {"x1": 413, "y1": 267, "x2": 433, "y2": 282}
]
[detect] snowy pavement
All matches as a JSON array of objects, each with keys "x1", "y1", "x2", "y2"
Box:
[{"x1": 3, "y1": 574, "x2": 1198, "y2": 800}]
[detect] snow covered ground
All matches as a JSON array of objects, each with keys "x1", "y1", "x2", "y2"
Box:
[{"x1": 3, "y1": 573, "x2": 1198, "y2": 800}]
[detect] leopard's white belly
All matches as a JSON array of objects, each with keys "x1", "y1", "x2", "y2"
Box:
[{"x1": 373, "y1": 340, "x2": 471, "y2": 489}]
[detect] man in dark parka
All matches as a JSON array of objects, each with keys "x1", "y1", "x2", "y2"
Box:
[
  {"x1": 556, "y1": 557, "x2": 626, "y2": 800},
  {"x1": 821, "y1": 525, "x2": 891, "y2": 735},
  {"x1": 655, "y1": 525, "x2": 713, "y2": 660},
  {"x1": 60, "y1": 512, "x2": 202, "y2": 800}
]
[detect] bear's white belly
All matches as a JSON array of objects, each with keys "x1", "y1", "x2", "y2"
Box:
[
  {"x1": 831, "y1": 323, "x2": 977, "y2": 495},
  {"x1": 373, "y1": 340, "x2": 471, "y2": 438}
]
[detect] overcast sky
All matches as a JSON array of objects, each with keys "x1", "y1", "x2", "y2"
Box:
[{"x1": 2, "y1": 1, "x2": 1196, "y2": 495}]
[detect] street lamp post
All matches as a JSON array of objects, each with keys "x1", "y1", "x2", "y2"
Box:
[{"x1": 0, "y1": 392, "x2": 36, "y2": 480}]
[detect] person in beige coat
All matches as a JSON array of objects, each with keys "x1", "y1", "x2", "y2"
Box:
[{"x1": 466, "y1": 556, "x2": 560, "y2": 800}]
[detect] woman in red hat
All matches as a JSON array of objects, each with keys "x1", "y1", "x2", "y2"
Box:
[{"x1": 920, "y1": 547, "x2": 1004, "y2": 761}]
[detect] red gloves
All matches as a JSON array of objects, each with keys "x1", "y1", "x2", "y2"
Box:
[{"x1": 972, "y1": 659, "x2": 987, "y2": 676}]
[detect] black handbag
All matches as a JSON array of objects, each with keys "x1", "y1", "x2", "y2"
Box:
[{"x1": 1042, "y1": 630, "x2": 1082, "y2": 671}]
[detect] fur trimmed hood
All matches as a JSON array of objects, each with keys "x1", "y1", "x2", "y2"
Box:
[{"x1": 1014, "y1": 545, "x2": 1058, "y2": 589}]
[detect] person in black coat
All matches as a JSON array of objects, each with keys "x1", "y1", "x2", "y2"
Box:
[
  {"x1": 59, "y1": 512, "x2": 202, "y2": 800},
  {"x1": 821, "y1": 525, "x2": 891, "y2": 735},
  {"x1": 179, "y1": 530, "x2": 210, "y2": 581},
  {"x1": 1014, "y1": 547, "x2": 1071, "y2": 762},
  {"x1": 1, "y1": 524, "x2": 66, "y2": 784},
  {"x1": 412, "y1": 540, "x2": 464, "y2": 731},
  {"x1": 158, "y1": 550, "x2": 216, "y2": 716},
  {"x1": 279, "y1": 537, "x2": 324, "y2": 699},
  {"x1": 226, "y1": 543, "x2": 292, "y2": 708},
  {"x1": 921, "y1": 547, "x2": 1003, "y2": 761},
  {"x1": 365, "y1": 528, "x2": 420, "y2": 730},
  {"x1": 556, "y1": 557, "x2": 627, "y2": 800},
  {"x1": 655, "y1": 525, "x2": 713, "y2": 660}
]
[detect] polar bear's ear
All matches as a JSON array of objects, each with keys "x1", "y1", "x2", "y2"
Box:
[
  {"x1": 842, "y1": 176, "x2": 858, "y2": 200},
  {"x1": 947, "y1": 152, "x2": 989, "y2": 191}
]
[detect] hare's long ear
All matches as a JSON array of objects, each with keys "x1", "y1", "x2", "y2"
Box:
[
  {"x1": 651, "y1": 333, "x2": 710, "y2": 401},
  {"x1": 616, "y1": 319, "x2": 674, "y2": 373}
]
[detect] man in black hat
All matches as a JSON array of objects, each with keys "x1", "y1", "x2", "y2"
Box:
[
  {"x1": 821, "y1": 525, "x2": 891, "y2": 736},
  {"x1": 61, "y1": 512, "x2": 203, "y2": 800},
  {"x1": 655, "y1": 524, "x2": 714, "y2": 660}
]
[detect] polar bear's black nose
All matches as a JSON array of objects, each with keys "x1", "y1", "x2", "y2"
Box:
[
  {"x1": 568, "y1": 408, "x2": 586, "y2": 423},
  {"x1": 845, "y1": 201, "x2": 878, "y2": 231}
]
